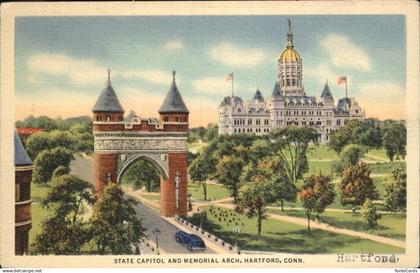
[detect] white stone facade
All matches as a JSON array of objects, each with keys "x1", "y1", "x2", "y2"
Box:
[{"x1": 218, "y1": 21, "x2": 365, "y2": 143}]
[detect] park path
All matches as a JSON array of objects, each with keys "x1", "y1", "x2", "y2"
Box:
[{"x1": 211, "y1": 202, "x2": 405, "y2": 249}]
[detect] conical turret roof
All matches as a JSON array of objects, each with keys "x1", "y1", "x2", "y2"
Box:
[
  {"x1": 92, "y1": 70, "x2": 124, "y2": 113},
  {"x1": 272, "y1": 81, "x2": 283, "y2": 98},
  {"x1": 14, "y1": 130, "x2": 32, "y2": 166},
  {"x1": 159, "y1": 71, "x2": 189, "y2": 114},
  {"x1": 321, "y1": 81, "x2": 333, "y2": 99},
  {"x1": 253, "y1": 89, "x2": 265, "y2": 102}
]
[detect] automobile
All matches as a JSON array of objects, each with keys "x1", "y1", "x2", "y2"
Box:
[{"x1": 175, "y1": 231, "x2": 206, "y2": 251}]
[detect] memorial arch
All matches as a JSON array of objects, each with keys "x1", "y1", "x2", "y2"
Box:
[{"x1": 92, "y1": 70, "x2": 189, "y2": 217}]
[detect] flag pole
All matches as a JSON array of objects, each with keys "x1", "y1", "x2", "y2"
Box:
[
  {"x1": 232, "y1": 72, "x2": 234, "y2": 97},
  {"x1": 345, "y1": 79, "x2": 348, "y2": 99}
]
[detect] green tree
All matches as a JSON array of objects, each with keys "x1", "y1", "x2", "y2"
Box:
[
  {"x1": 328, "y1": 123, "x2": 353, "y2": 153},
  {"x1": 351, "y1": 119, "x2": 382, "y2": 149},
  {"x1": 269, "y1": 126, "x2": 318, "y2": 185},
  {"x1": 189, "y1": 153, "x2": 212, "y2": 200},
  {"x1": 203, "y1": 123, "x2": 218, "y2": 142},
  {"x1": 334, "y1": 144, "x2": 367, "y2": 173},
  {"x1": 297, "y1": 143, "x2": 309, "y2": 179},
  {"x1": 329, "y1": 120, "x2": 382, "y2": 153},
  {"x1": 90, "y1": 183, "x2": 146, "y2": 254},
  {"x1": 120, "y1": 159, "x2": 160, "y2": 192},
  {"x1": 216, "y1": 155, "x2": 244, "y2": 203},
  {"x1": 361, "y1": 199, "x2": 382, "y2": 229},
  {"x1": 32, "y1": 147, "x2": 74, "y2": 184},
  {"x1": 299, "y1": 187, "x2": 317, "y2": 232},
  {"x1": 383, "y1": 167, "x2": 407, "y2": 212},
  {"x1": 237, "y1": 165, "x2": 279, "y2": 235},
  {"x1": 382, "y1": 122, "x2": 406, "y2": 161},
  {"x1": 306, "y1": 173, "x2": 335, "y2": 221},
  {"x1": 31, "y1": 175, "x2": 95, "y2": 254},
  {"x1": 26, "y1": 130, "x2": 76, "y2": 159},
  {"x1": 340, "y1": 161, "x2": 378, "y2": 209},
  {"x1": 242, "y1": 157, "x2": 297, "y2": 211}
]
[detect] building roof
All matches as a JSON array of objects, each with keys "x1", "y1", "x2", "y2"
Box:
[
  {"x1": 320, "y1": 82, "x2": 334, "y2": 99},
  {"x1": 337, "y1": 97, "x2": 351, "y2": 111},
  {"x1": 220, "y1": 96, "x2": 243, "y2": 107},
  {"x1": 124, "y1": 110, "x2": 139, "y2": 122},
  {"x1": 159, "y1": 71, "x2": 189, "y2": 114},
  {"x1": 272, "y1": 81, "x2": 283, "y2": 98},
  {"x1": 279, "y1": 19, "x2": 301, "y2": 62},
  {"x1": 16, "y1": 127, "x2": 43, "y2": 135},
  {"x1": 92, "y1": 71, "x2": 124, "y2": 113},
  {"x1": 253, "y1": 89, "x2": 265, "y2": 102},
  {"x1": 14, "y1": 130, "x2": 32, "y2": 166}
]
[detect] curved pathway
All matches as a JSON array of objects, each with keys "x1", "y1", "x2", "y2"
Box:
[{"x1": 212, "y1": 202, "x2": 405, "y2": 249}]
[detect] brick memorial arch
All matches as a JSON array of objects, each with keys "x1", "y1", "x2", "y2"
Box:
[{"x1": 92, "y1": 70, "x2": 189, "y2": 217}]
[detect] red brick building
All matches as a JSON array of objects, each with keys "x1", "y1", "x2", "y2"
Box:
[
  {"x1": 16, "y1": 127, "x2": 43, "y2": 142},
  {"x1": 14, "y1": 130, "x2": 33, "y2": 255},
  {"x1": 92, "y1": 70, "x2": 189, "y2": 217}
]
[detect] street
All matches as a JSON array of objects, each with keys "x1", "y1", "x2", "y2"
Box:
[
  {"x1": 70, "y1": 154, "x2": 214, "y2": 254},
  {"x1": 132, "y1": 200, "x2": 215, "y2": 254}
]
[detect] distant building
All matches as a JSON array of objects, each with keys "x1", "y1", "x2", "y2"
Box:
[
  {"x1": 218, "y1": 20, "x2": 364, "y2": 143},
  {"x1": 16, "y1": 127, "x2": 43, "y2": 142},
  {"x1": 14, "y1": 130, "x2": 33, "y2": 255}
]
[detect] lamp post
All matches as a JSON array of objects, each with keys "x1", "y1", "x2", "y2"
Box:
[
  {"x1": 187, "y1": 193, "x2": 192, "y2": 211},
  {"x1": 175, "y1": 171, "x2": 180, "y2": 211},
  {"x1": 233, "y1": 226, "x2": 241, "y2": 254},
  {"x1": 153, "y1": 228, "x2": 161, "y2": 255}
]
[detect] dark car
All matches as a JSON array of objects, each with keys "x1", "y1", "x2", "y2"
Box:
[{"x1": 175, "y1": 231, "x2": 206, "y2": 251}]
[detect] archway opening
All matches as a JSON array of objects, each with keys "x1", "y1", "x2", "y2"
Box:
[
  {"x1": 117, "y1": 155, "x2": 167, "y2": 210},
  {"x1": 119, "y1": 157, "x2": 161, "y2": 193}
]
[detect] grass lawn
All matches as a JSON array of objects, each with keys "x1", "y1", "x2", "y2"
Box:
[
  {"x1": 31, "y1": 183, "x2": 50, "y2": 202},
  {"x1": 190, "y1": 207, "x2": 404, "y2": 254},
  {"x1": 368, "y1": 161, "x2": 406, "y2": 175},
  {"x1": 307, "y1": 145, "x2": 338, "y2": 161},
  {"x1": 308, "y1": 160, "x2": 336, "y2": 175},
  {"x1": 373, "y1": 176, "x2": 387, "y2": 198},
  {"x1": 138, "y1": 192, "x2": 160, "y2": 202},
  {"x1": 188, "y1": 182, "x2": 231, "y2": 201},
  {"x1": 29, "y1": 203, "x2": 50, "y2": 246},
  {"x1": 268, "y1": 209, "x2": 406, "y2": 241}
]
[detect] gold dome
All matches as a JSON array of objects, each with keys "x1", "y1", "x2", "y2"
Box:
[{"x1": 279, "y1": 47, "x2": 301, "y2": 62}]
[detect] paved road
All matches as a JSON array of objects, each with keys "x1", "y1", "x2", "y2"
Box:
[
  {"x1": 70, "y1": 154, "x2": 93, "y2": 183},
  {"x1": 132, "y1": 200, "x2": 214, "y2": 254},
  {"x1": 70, "y1": 154, "x2": 214, "y2": 254}
]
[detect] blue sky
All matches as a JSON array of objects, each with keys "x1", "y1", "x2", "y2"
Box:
[{"x1": 15, "y1": 15, "x2": 406, "y2": 126}]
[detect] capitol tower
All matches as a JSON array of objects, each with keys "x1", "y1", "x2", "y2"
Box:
[{"x1": 218, "y1": 19, "x2": 365, "y2": 143}]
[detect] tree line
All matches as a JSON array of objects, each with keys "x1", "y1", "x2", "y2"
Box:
[{"x1": 328, "y1": 119, "x2": 406, "y2": 162}]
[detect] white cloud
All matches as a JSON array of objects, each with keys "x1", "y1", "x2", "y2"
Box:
[
  {"x1": 28, "y1": 53, "x2": 107, "y2": 84},
  {"x1": 164, "y1": 40, "x2": 184, "y2": 50},
  {"x1": 121, "y1": 69, "x2": 175, "y2": 85},
  {"x1": 355, "y1": 83, "x2": 405, "y2": 120},
  {"x1": 209, "y1": 42, "x2": 267, "y2": 68},
  {"x1": 191, "y1": 76, "x2": 238, "y2": 95},
  {"x1": 305, "y1": 64, "x2": 339, "y2": 85},
  {"x1": 321, "y1": 34, "x2": 371, "y2": 71}
]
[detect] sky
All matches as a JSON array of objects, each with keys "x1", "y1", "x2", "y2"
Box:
[{"x1": 15, "y1": 15, "x2": 406, "y2": 127}]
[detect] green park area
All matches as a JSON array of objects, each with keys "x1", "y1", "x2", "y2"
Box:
[{"x1": 188, "y1": 207, "x2": 404, "y2": 254}]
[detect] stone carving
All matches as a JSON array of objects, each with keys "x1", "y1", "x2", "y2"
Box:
[{"x1": 94, "y1": 138, "x2": 188, "y2": 152}]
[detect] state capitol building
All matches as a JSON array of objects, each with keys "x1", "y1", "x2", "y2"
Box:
[{"x1": 218, "y1": 20, "x2": 365, "y2": 143}]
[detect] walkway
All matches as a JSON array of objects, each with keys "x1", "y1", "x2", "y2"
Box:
[{"x1": 212, "y1": 202, "x2": 405, "y2": 249}]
